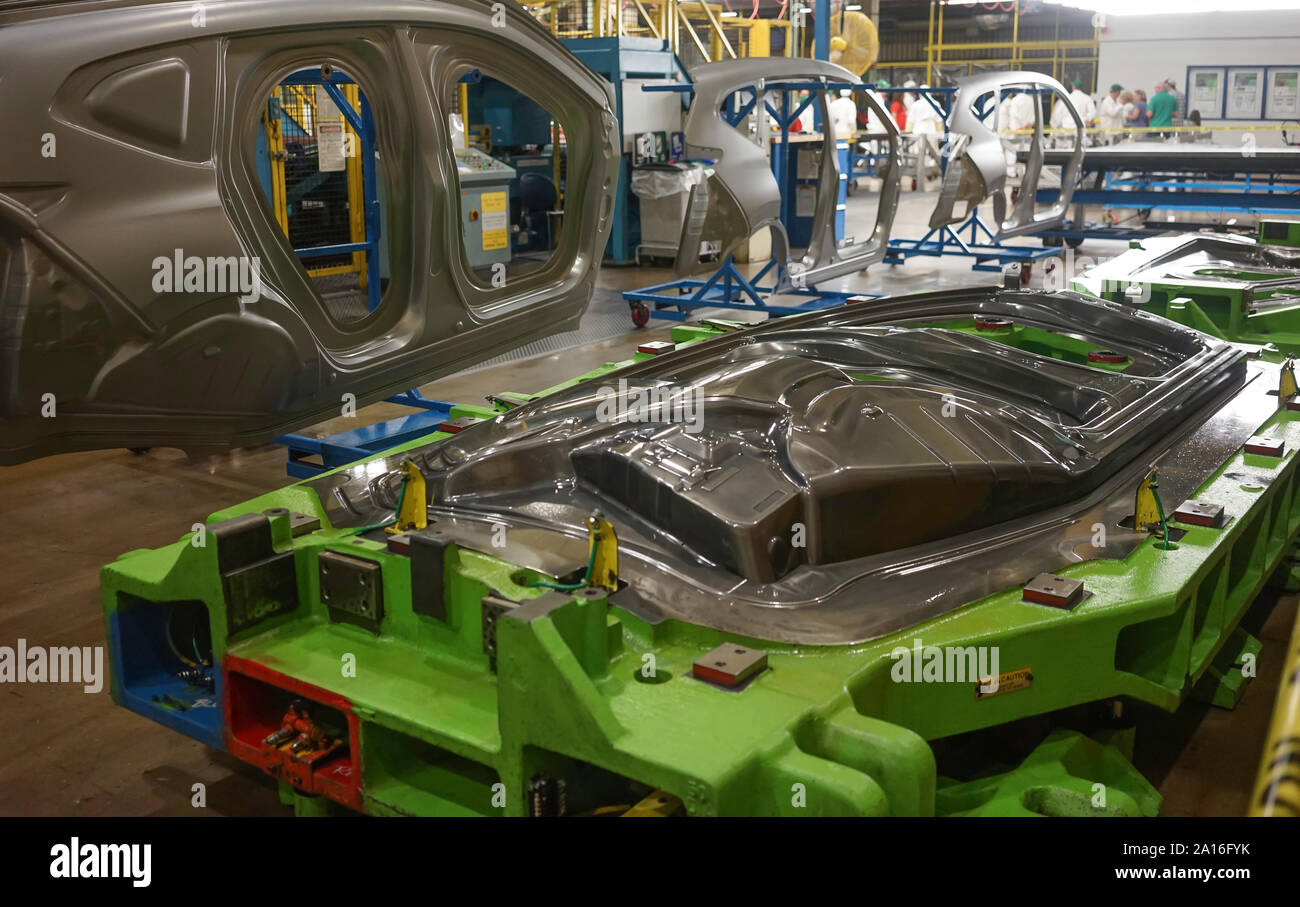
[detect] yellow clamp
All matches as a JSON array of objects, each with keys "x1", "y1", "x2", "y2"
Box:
[
  {"x1": 386, "y1": 460, "x2": 428, "y2": 535},
  {"x1": 585, "y1": 511, "x2": 619, "y2": 591},
  {"x1": 1134, "y1": 468, "x2": 1161, "y2": 535},
  {"x1": 1279, "y1": 355, "x2": 1297, "y2": 408}
]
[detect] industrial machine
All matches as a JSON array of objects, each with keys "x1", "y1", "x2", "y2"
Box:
[
  {"x1": 463, "y1": 73, "x2": 557, "y2": 257},
  {"x1": 562, "y1": 38, "x2": 690, "y2": 264},
  {"x1": 1072, "y1": 222, "x2": 1300, "y2": 355},
  {"x1": 455, "y1": 147, "x2": 516, "y2": 270},
  {"x1": 100, "y1": 286, "x2": 1300, "y2": 816}
]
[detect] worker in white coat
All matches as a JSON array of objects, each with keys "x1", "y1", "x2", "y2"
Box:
[
  {"x1": 864, "y1": 87, "x2": 888, "y2": 134},
  {"x1": 1000, "y1": 89, "x2": 1038, "y2": 133},
  {"x1": 1097, "y1": 83, "x2": 1125, "y2": 143},
  {"x1": 1050, "y1": 81, "x2": 1094, "y2": 129},
  {"x1": 906, "y1": 85, "x2": 943, "y2": 135},
  {"x1": 829, "y1": 89, "x2": 859, "y2": 138}
]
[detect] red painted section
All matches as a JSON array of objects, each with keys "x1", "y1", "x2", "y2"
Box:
[
  {"x1": 1021, "y1": 587, "x2": 1080, "y2": 608},
  {"x1": 693, "y1": 663, "x2": 740, "y2": 687},
  {"x1": 223, "y1": 655, "x2": 363, "y2": 811},
  {"x1": 1245, "y1": 437, "x2": 1284, "y2": 457}
]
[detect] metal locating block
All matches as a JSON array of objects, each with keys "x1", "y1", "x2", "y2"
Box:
[
  {"x1": 1022, "y1": 573, "x2": 1085, "y2": 610},
  {"x1": 319, "y1": 550, "x2": 384, "y2": 633},
  {"x1": 693, "y1": 643, "x2": 768, "y2": 688},
  {"x1": 1174, "y1": 500, "x2": 1226, "y2": 528},
  {"x1": 1244, "y1": 435, "x2": 1284, "y2": 457}
]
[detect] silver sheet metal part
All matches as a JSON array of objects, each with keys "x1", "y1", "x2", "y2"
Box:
[
  {"x1": 1075, "y1": 233, "x2": 1300, "y2": 308},
  {"x1": 930, "y1": 71, "x2": 1083, "y2": 241},
  {"x1": 0, "y1": 0, "x2": 619, "y2": 464},
  {"x1": 306, "y1": 287, "x2": 1257, "y2": 646},
  {"x1": 673, "y1": 58, "x2": 901, "y2": 288}
]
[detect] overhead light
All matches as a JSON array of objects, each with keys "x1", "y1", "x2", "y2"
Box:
[
  {"x1": 720, "y1": 10, "x2": 738, "y2": 16},
  {"x1": 845, "y1": 4, "x2": 863, "y2": 9},
  {"x1": 1043, "y1": 0, "x2": 1296, "y2": 13}
]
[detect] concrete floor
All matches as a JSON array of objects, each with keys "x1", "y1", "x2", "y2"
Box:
[{"x1": 0, "y1": 191, "x2": 1291, "y2": 816}]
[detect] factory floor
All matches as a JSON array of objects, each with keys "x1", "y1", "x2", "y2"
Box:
[{"x1": 0, "y1": 190, "x2": 1291, "y2": 817}]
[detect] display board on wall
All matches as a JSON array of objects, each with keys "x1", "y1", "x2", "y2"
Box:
[
  {"x1": 1266, "y1": 68, "x2": 1300, "y2": 119},
  {"x1": 1187, "y1": 67, "x2": 1224, "y2": 118},
  {"x1": 1226, "y1": 67, "x2": 1265, "y2": 119},
  {"x1": 1186, "y1": 64, "x2": 1300, "y2": 120}
]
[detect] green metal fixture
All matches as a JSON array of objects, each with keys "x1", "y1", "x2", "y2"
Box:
[{"x1": 102, "y1": 299, "x2": 1300, "y2": 817}]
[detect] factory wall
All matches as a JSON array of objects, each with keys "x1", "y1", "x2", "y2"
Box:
[{"x1": 1097, "y1": 10, "x2": 1300, "y2": 147}]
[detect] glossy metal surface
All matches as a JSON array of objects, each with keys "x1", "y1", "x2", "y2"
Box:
[
  {"x1": 673, "y1": 58, "x2": 900, "y2": 287},
  {"x1": 930, "y1": 71, "x2": 1083, "y2": 240},
  {"x1": 0, "y1": 0, "x2": 618, "y2": 463},
  {"x1": 308, "y1": 288, "x2": 1256, "y2": 645},
  {"x1": 1075, "y1": 233, "x2": 1300, "y2": 304}
]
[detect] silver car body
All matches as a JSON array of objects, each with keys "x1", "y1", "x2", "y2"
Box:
[{"x1": 0, "y1": 0, "x2": 618, "y2": 463}]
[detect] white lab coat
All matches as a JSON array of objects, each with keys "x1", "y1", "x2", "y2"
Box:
[
  {"x1": 1098, "y1": 94, "x2": 1125, "y2": 132},
  {"x1": 1001, "y1": 92, "x2": 1037, "y2": 132},
  {"x1": 1050, "y1": 89, "x2": 1095, "y2": 129},
  {"x1": 829, "y1": 95, "x2": 858, "y2": 138},
  {"x1": 865, "y1": 89, "x2": 889, "y2": 133},
  {"x1": 906, "y1": 93, "x2": 943, "y2": 135}
]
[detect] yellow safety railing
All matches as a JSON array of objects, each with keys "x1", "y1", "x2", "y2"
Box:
[
  {"x1": 923, "y1": 0, "x2": 1099, "y2": 88},
  {"x1": 524, "y1": 0, "x2": 788, "y2": 61}
]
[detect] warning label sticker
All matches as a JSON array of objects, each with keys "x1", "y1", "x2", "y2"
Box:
[
  {"x1": 975, "y1": 666, "x2": 1033, "y2": 699},
  {"x1": 481, "y1": 191, "x2": 508, "y2": 251}
]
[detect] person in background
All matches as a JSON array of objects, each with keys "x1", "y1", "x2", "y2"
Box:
[
  {"x1": 905, "y1": 84, "x2": 944, "y2": 181},
  {"x1": 906, "y1": 85, "x2": 943, "y2": 135},
  {"x1": 889, "y1": 92, "x2": 908, "y2": 131},
  {"x1": 1119, "y1": 90, "x2": 1138, "y2": 140},
  {"x1": 1128, "y1": 89, "x2": 1150, "y2": 139},
  {"x1": 829, "y1": 88, "x2": 859, "y2": 138},
  {"x1": 1001, "y1": 88, "x2": 1037, "y2": 133},
  {"x1": 1049, "y1": 78, "x2": 1096, "y2": 147},
  {"x1": 1148, "y1": 80, "x2": 1177, "y2": 138},
  {"x1": 863, "y1": 87, "x2": 888, "y2": 133},
  {"x1": 1165, "y1": 77, "x2": 1185, "y2": 121},
  {"x1": 1098, "y1": 83, "x2": 1125, "y2": 143}
]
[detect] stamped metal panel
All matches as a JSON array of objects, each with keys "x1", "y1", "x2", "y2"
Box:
[
  {"x1": 673, "y1": 58, "x2": 900, "y2": 288},
  {"x1": 305, "y1": 288, "x2": 1253, "y2": 644},
  {"x1": 929, "y1": 71, "x2": 1083, "y2": 241},
  {"x1": 0, "y1": 0, "x2": 618, "y2": 463}
]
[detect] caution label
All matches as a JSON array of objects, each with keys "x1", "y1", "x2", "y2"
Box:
[
  {"x1": 480, "y1": 191, "x2": 508, "y2": 251},
  {"x1": 975, "y1": 666, "x2": 1033, "y2": 699}
]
